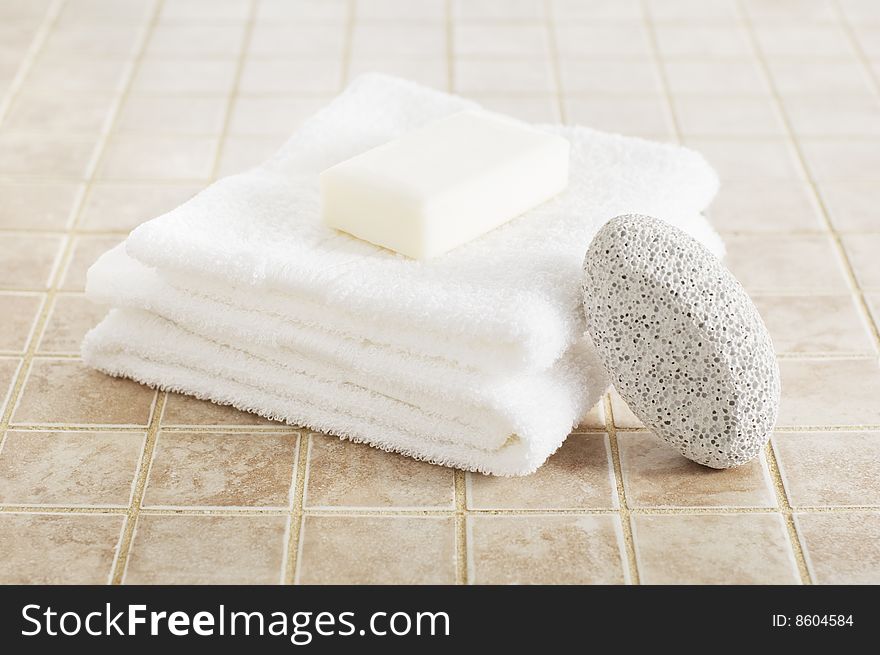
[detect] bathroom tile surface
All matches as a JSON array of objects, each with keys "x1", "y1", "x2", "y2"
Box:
[{"x1": 1, "y1": 0, "x2": 878, "y2": 586}]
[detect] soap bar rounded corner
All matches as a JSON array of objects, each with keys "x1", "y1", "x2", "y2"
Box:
[{"x1": 582, "y1": 214, "x2": 780, "y2": 469}]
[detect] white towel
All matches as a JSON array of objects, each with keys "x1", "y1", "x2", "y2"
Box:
[
  {"x1": 123, "y1": 74, "x2": 723, "y2": 373},
  {"x1": 83, "y1": 73, "x2": 723, "y2": 475},
  {"x1": 84, "y1": 308, "x2": 607, "y2": 475}
]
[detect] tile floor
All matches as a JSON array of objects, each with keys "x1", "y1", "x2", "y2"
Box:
[{"x1": 0, "y1": 0, "x2": 879, "y2": 585}]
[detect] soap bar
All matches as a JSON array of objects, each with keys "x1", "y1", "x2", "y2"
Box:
[{"x1": 320, "y1": 110, "x2": 569, "y2": 259}]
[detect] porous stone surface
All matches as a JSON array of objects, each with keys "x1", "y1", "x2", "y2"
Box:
[{"x1": 583, "y1": 214, "x2": 780, "y2": 468}]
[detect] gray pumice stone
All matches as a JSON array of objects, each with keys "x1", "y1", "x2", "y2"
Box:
[{"x1": 582, "y1": 214, "x2": 780, "y2": 469}]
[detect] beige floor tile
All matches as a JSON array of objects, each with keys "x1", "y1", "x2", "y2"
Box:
[
  {"x1": 766, "y1": 57, "x2": 875, "y2": 95},
  {"x1": 0, "y1": 358, "x2": 21, "y2": 415},
  {"x1": 305, "y1": 435, "x2": 454, "y2": 508},
  {"x1": 783, "y1": 94, "x2": 880, "y2": 137},
  {"x1": 357, "y1": 0, "x2": 445, "y2": 21},
  {"x1": 840, "y1": 0, "x2": 880, "y2": 22},
  {"x1": 0, "y1": 513, "x2": 123, "y2": 584},
  {"x1": 854, "y1": 26, "x2": 880, "y2": 56},
  {"x1": 819, "y1": 180, "x2": 880, "y2": 232},
  {"x1": 257, "y1": 0, "x2": 349, "y2": 22},
  {"x1": 619, "y1": 432, "x2": 775, "y2": 508},
  {"x1": 42, "y1": 23, "x2": 143, "y2": 57},
  {"x1": 248, "y1": 23, "x2": 346, "y2": 58},
  {"x1": 632, "y1": 513, "x2": 799, "y2": 584},
  {"x1": 553, "y1": 0, "x2": 642, "y2": 20},
  {"x1": 0, "y1": 0, "x2": 51, "y2": 21},
  {"x1": 161, "y1": 391, "x2": 278, "y2": 426},
  {"x1": 468, "y1": 433, "x2": 616, "y2": 510},
  {"x1": 653, "y1": 24, "x2": 753, "y2": 57},
  {"x1": 124, "y1": 514, "x2": 287, "y2": 584},
  {"x1": 297, "y1": 515, "x2": 456, "y2": 584},
  {"x1": 842, "y1": 234, "x2": 880, "y2": 289},
  {"x1": 347, "y1": 57, "x2": 447, "y2": 90},
  {"x1": 0, "y1": 234, "x2": 63, "y2": 290},
  {"x1": 60, "y1": 235, "x2": 123, "y2": 291},
  {"x1": 0, "y1": 292, "x2": 42, "y2": 352},
  {"x1": 24, "y1": 52, "x2": 130, "y2": 92},
  {"x1": 39, "y1": 293, "x2": 107, "y2": 354},
  {"x1": 754, "y1": 24, "x2": 854, "y2": 57},
  {"x1": 867, "y1": 293, "x2": 880, "y2": 328},
  {"x1": 724, "y1": 234, "x2": 849, "y2": 293},
  {"x1": 560, "y1": 59, "x2": 660, "y2": 94},
  {"x1": 577, "y1": 399, "x2": 606, "y2": 430},
  {"x1": 454, "y1": 0, "x2": 543, "y2": 21},
  {"x1": 97, "y1": 134, "x2": 218, "y2": 180},
  {"x1": 796, "y1": 512, "x2": 880, "y2": 584},
  {"x1": 0, "y1": 133, "x2": 97, "y2": 177},
  {"x1": 159, "y1": 0, "x2": 250, "y2": 23},
  {"x1": 708, "y1": 179, "x2": 824, "y2": 233},
  {"x1": 468, "y1": 514, "x2": 627, "y2": 584},
  {"x1": 130, "y1": 58, "x2": 238, "y2": 94},
  {"x1": 215, "y1": 135, "x2": 285, "y2": 177},
  {"x1": 674, "y1": 96, "x2": 786, "y2": 137},
  {"x1": 609, "y1": 387, "x2": 643, "y2": 428},
  {"x1": 80, "y1": 183, "x2": 200, "y2": 232},
  {"x1": 663, "y1": 59, "x2": 770, "y2": 96},
  {"x1": 467, "y1": 95, "x2": 560, "y2": 123},
  {"x1": 0, "y1": 430, "x2": 144, "y2": 506},
  {"x1": 4, "y1": 90, "x2": 116, "y2": 133},
  {"x1": 685, "y1": 138, "x2": 803, "y2": 182},
  {"x1": 742, "y1": 0, "x2": 836, "y2": 22},
  {"x1": 645, "y1": 0, "x2": 738, "y2": 21},
  {"x1": 0, "y1": 182, "x2": 81, "y2": 230},
  {"x1": 352, "y1": 23, "x2": 446, "y2": 58},
  {"x1": 564, "y1": 95, "x2": 674, "y2": 138},
  {"x1": 752, "y1": 294, "x2": 876, "y2": 355},
  {"x1": 777, "y1": 359, "x2": 880, "y2": 427},
  {"x1": 454, "y1": 58, "x2": 555, "y2": 94},
  {"x1": 56, "y1": 0, "x2": 153, "y2": 26},
  {"x1": 145, "y1": 24, "x2": 246, "y2": 58},
  {"x1": 228, "y1": 96, "x2": 330, "y2": 136},
  {"x1": 239, "y1": 58, "x2": 342, "y2": 94},
  {"x1": 115, "y1": 95, "x2": 229, "y2": 135},
  {"x1": 143, "y1": 431, "x2": 298, "y2": 508},
  {"x1": 773, "y1": 431, "x2": 880, "y2": 507},
  {"x1": 801, "y1": 139, "x2": 880, "y2": 181},
  {"x1": 13, "y1": 358, "x2": 155, "y2": 426},
  {"x1": 555, "y1": 24, "x2": 650, "y2": 57},
  {"x1": 454, "y1": 24, "x2": 548, "y2": 57}
]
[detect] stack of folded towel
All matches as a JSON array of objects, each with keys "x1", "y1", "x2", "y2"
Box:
[{"x1": 83, "y1": 74, "x2": 722, "y2": 475}]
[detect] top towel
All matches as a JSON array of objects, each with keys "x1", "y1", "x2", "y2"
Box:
[{"x1": 125, "y1": 74, "x2": 721, "y2": 373}]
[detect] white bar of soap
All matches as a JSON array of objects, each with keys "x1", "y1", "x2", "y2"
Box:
[{"x1": 320, "y1": 110, "x2": 570, "y2": 259}]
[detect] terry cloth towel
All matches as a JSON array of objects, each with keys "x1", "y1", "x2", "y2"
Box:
[
  {"x1": 83, "y1": 73, "x2": 723, "y2": 475},
  {"x1": 120, "y1": 74, "x2": 722, "y2": 374}
]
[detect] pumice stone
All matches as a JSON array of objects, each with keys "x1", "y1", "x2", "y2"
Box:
[{"x1": 582, "y1": 214, "x2": 780, "y2": 469}]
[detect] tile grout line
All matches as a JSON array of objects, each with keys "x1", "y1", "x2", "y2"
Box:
[
  {"x1": 3, "y1": 504, "x2": 877, "y2": 517},
  {"x1": 763, "y1": 441, "x2": 811, "y2": 584},
  {"x1": 604, "y1": 394, "x2": 640, "y2": 584},
  {"x1": 340, "y1": 0, "x2": 356, "y2": 86},
  {"x1": 542, "y1": 0, "x2": 566, "y2": 123},
  {"x1": 208, "y1": 0, "x2": 259, "y2": 181},
  {"x1": 833, "y1": 0, "x2": 880, "y2": 95},
  {"x1": 734, "y1": 2, "x2": 880, "y2": 356},
  {"x1": 109, "y1": 392, "x2": 166, "y2": 585},
  {"x1": 640, "y1": 0, "x2": 684, "y2": 143},
  {"x1": 0, "y1": 0, "x2": 63, "y2": 126},
  {"x1": 453, "y1": 469, "x2": 468, "y2": 585},
  {"x1": 282, "y1": 433, "x2": 310, "y2": 584},
  {"x1": 445, "y1": 0, "x2": 454, "y2": 92}
]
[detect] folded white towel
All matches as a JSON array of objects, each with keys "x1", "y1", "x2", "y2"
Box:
[
  {"x1": 83, "y1": 74, "x2": 724, "y2": 475},
  {"x1": 83, "y1": 308, "x2": 607, "y2": 475},
  {"x1": 124, "y1": 74, "x2": 723, "y2": 373}
]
